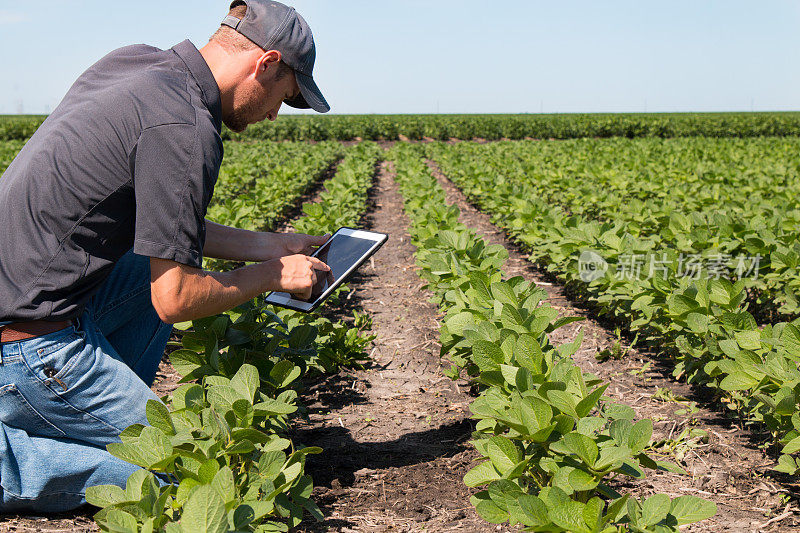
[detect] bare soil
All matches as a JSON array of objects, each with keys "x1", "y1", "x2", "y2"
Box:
[{"x1": 290, "y1": 161, "x2": 494, "y2": 532}]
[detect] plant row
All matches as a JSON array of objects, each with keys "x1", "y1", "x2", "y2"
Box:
[
  {"x1": 426, "y1": 139, "x2": 800, "y2": 318},
  {"x1": 85, "y1": 142, "x2": 383, "y2": 532},
  {"x1": 6, "y1": 112, "x2": 800, "y2": 142},
  {"x1": 207, "y1": 141, "x2": 343, "y2": 235},
  {"x1": 389, "y1": 143, "x2": 715, "y2": 532},
  {"x1": 425, "y1": 141, "x2": 800, "y2": 479}
]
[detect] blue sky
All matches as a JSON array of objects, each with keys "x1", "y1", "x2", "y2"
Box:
[{"x1": 1, "y1": 0, "x2": 799, "y2": 115}]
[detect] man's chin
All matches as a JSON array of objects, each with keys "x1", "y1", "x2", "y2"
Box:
[
  {"x1": 224, "y1": 121, "x2": 248, "y2": 133},
  {"x1": 222, "y1": 115, "x2": 250, "y2": 133}
]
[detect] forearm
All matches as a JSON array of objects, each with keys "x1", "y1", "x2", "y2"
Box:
[
  {"x1": 151, "y1": 260, "x2": 278, "y2": 323},
  {"x1": 203, "y1": 220, "x2": 286, "y2": 262},
  {"x1": 150, "y1": 253, "x2": 329, "y2": 324}
]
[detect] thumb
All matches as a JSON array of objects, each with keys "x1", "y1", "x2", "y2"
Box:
[{"x1": 313, "y1": 233, "x2": 331, "y2": 245}]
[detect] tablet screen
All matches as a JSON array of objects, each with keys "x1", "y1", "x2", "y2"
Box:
[
  {"x1": 264, "y1": 228, "x2": 387, "y2": 312},
  {"x1": 301, "y1": 233, "x2": 375, "y2": 302}
]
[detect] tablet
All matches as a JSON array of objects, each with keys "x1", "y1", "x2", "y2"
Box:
[{"x1": 264, "y1": 227, "x2": 388, "y2": 312}]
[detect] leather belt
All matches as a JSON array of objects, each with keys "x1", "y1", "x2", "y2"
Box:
[{"x1": 0, "y1": 320, "x2": 74, "y2": 344}]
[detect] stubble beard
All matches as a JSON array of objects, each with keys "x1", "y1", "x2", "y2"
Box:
[{"x1": 224, "y1": 84, "x2": 264, "y2": 133}]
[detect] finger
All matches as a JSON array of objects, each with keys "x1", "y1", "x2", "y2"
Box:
[
  {"x1": 308, "y1": 257, "x2": 331, "y2": 271},
  {"x1": 304, "y1": 233, "x2": 330, "y2": 246}
]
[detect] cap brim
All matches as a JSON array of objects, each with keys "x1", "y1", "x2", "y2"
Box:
[{"x1": 284, "y1": 71, "x2": 330, "y2": 113}]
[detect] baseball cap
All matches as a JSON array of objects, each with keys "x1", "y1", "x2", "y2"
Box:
[{"x1": 221, "y1": 0, "x2": 330, "y2": 113}]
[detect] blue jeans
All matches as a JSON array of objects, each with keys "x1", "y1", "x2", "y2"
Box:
[{"x1": 0, "y1": 251, "x2": 172, "y2": 512}]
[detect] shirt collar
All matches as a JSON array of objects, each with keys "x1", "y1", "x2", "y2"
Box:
[{"x1": 171, "y1": 40, "x2": 222, "y2": 132}]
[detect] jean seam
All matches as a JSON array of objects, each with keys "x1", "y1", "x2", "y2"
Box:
[
  {"x1": 33, "y1": 329, "x2": 81, "y2": 358},
  {"x1": 93, "y1": 284, "x2": 150, "y2": 323},
  {"x1": 19, "y1": 352, "x2": 126, "y2": 436},
  {"x1": 1, "y1": 487, "x2": 86, "y2": 499},
  {"x1": 0, "y1": 384, "x2": 67, "y2": 438}
]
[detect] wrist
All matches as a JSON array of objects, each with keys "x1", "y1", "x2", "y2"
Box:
[{"x1": 251, "y1": 232, "x2": 285, "y2": 263}]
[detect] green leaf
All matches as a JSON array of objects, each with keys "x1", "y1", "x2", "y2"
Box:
[
  {"x1": 517, "y1": 495, "x2": 549, "y2": 527},
  {"x1": 595, "y1": 445, "x2": 632, "y2": 470},
  {"x1": 669, "y1": 495, "x2": 717, "y2": 525},
  {"x1": 513, "y1": 334, "x2": 543, "y2": 373},
  {"x1": 487, "y1": 479, "x2": 524, "y2": 512},
  {"x1": 231, "y1": 427, "x2": 271, "y2": 444},
  {"x1": 231, "y1": 364, "x2": 260, "y2": 403},
  {"x1": 182, "y1": 485, "x2": 228, "y2": 533},
  {"x1": 499, "y1": 364, "x2": 520, "y2": 386},
  {"x1": 628, "y1": 419, "x2": 653, "y2": 453},
  {"x1": 782, "y1": 436, "x2": 800, "y2": 455},
  {"x1": 491, "y1": 282, "x2": 518, "y2": 306},
  {"x1": 207, "y1": 385, "x2": 246, "y2": 411},
  {"x1": 734, "y1": 330, "x2": 762, "y2": 351},
  {"x1": 85, "y1": 484, "x2": 127, "y2": 508},
  {"x1": 720, "y1": 372, "x2": 759, "y2": 391},
  {"x1": 464, "y1": 461, "x2": 501, "y2": 487},
  {"x1": 775, "y1": 454, "x2": 799, "y2": 474},
  {"x1": 547, "y1": 390, "x2": 580, "y2": 420},
  {"x1": 568, "y1": 468, "x2": 599, "y2": 491},
  {"x1": 270, "y1": 360, "x2": 301, "y2": 388},
  {"x1": 145, "y1": 400, "x2": 175, "y2": 436},
  {"x1": 475, "y1": 499, "x2": 509, "y2": 524},
  {"x1": 172, "y1": 383, "x2": 205, "y2": 411},
  {"x1": 169, "y1": 349, "x2": 206, "y2": 377},
  {"x1": 549, "y1": 500, "x2": 592, "y2": 533},
  {"x1": 472, "y1": 340, "x2": 504, "y2": 370},
  {"x1": 212, "y1": 466, "x2": 236, "y2": 504},
  {"x1": 575, "y1": 384, "x2": 608, "y2": 418},
  {"x1": 259, "y1": 450, "x2": 287, "y2": 479},
  {"x1": 253, "y1": 399, "x2": 297, "y2": 416},
  {"x1": 642, "y1": 493, "x2": 671, "y2": 526},
  {"x1": 686, "y1": 312, "x2": 709, "y2": 334},
  {"x1": 668, "y1": 294, "x2": 698, "y2": 316},
  {"x1": 123, "y1": 469, "x2": 150, "y2": 501},
  {"x1": 561, "y1": 432, "x2": 599, "y2": 467},
  {"x1": 718, "y1": 339, "x2": 740, "y2": 358},
  {"x1": 486, "y1": 436, "x2": 520, "y2": 474},
  {"x1": 232, "y1": 504, "x2": 256, "y2": 530},
  {"x1": 198, "y1": 459, "x2": 220, "y2": 484},
  {"x1": 444, "y1": 311, "x2": 476, "y2": 336},
  {"x1": 104, "y1": 509, "x2": 139, "y2": 532},
  {"x1": 107, "y1": 426, "x2": 173, "y2": 470}
]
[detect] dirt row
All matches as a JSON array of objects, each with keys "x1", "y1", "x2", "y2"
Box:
[{"x1": 289, "y1": 160, "x2": 493, "y2": 532}]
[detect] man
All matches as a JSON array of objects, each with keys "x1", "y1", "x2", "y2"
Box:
[{"x1": 0, "y1": 0, "x2": 330, "y2": 512}]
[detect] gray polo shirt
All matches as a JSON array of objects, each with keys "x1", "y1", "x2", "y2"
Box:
[{"x1": 0, "y1": 40, "x2": 223, "y2": 324}]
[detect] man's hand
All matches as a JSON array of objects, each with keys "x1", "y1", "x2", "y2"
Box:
[
  {"x1": 150, "y1": 253, "x2": 331, "y2": 324},
  {"x1": 267, "y1": 254, "x2": 331, "y2": 299},
  {"x1": 279, "y1": 232, "x2": 331, "y2": 257}
]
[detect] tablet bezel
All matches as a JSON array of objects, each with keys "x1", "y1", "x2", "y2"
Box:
[{"x1": 264, "y1": 227, "x2": 387, "y2": 312}]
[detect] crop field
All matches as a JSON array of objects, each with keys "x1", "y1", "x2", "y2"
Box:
[
  {"x1": 2, "y1": 116, "x2": 800, "y2": 532},
  {"x1": 4, "y1": 112, "x2": 800, "y2": 142}
]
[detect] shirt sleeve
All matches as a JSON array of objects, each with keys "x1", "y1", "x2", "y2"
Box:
[{"x1": 131, "y1": 123, "x2": 214, "y2": 268}]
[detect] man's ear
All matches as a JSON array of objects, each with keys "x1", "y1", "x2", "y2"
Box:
[{"x1": 254, "y1": 49, "x2": 282, "y2": 77}]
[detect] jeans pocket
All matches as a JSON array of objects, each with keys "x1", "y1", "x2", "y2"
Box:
[
  {"x1": 33, "y1": 330, "x2": 87, "y2": 393},
  {"x1": 0, "y1": 383, "x2": 66, "y2": 438}
]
